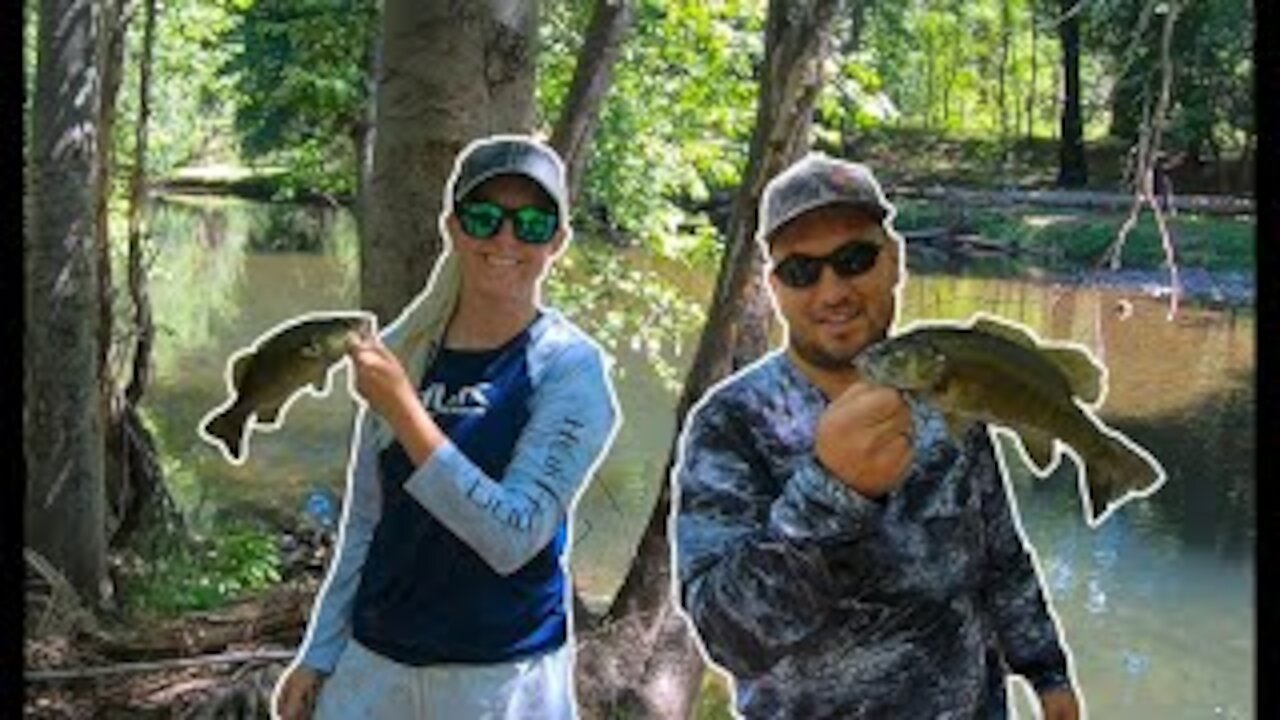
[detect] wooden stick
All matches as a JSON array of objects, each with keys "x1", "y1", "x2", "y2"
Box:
[{"x1": 26, "y1": 649, "x2": 296, "y2": 682}]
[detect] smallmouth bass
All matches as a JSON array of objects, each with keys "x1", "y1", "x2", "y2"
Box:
[
  {"x1": 855, "y1": 314, "x2": 1165, "y2": 525},
  {"x1": 200, "y1": 312, "x2": 374, "y2": 463}
]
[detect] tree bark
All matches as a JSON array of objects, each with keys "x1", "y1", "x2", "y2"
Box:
[
  {"x1": 26, "y1": 0, "x2": 108, "y2": 601},
  {"x1": 999, "y1": 0, "x2": 1011, "y2": 141},
  {"x1": 124, "y1": 0, "x2": 156, "y2": 409},
  {"x1": 550, "y1": 0, "x2": 632, "y2": 206},
  {"x1": 573, "y1": 2, "x2": 844, "y2": 717},
  {"x1": 360, "y1": 0, "x2": 539, "y2": 322},
  {"x1": 1056, "y1": 0, "x2": 1088, "y2": 186},
  {"x1": 1028, "y1": 0, "x2": 1037, "y2": 140},
  {"x1": 95, "y1": 0, "x2": 129, "y2": 395},
  {"x1": 94, "y1": 0, "x2": 130, "y2": 546},
  {"x1": 352, "y1": 26, "x2": 379, "y2": 251}
]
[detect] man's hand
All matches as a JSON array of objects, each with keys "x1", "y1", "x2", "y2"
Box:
[
  {"x1": 273, "y1": 664, "x2": 324, "y2": 720},
  {"x1": 814, "y1": 381, "x2": 914, "y2": 498},
  {"x1": 1038, "y1": 686, "x2": 1081, "y2": 720}
]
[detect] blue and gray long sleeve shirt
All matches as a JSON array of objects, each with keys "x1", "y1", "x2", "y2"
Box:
[
  {"x1": 675, "y1": 351, "x2": 1073, "y2": 719},
  {"x1": 297, "y1": 310, "x2": 620, "y2": 673}
]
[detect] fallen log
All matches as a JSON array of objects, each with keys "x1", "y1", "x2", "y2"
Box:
[
  {"x1": 890, "y1": 185, "x2": 1254, "y2": 216},
  {"x1": 89, "y1": 584, "x2": 314, "y2": 661},
  {"x1": 25, "y1": 649, "x2": 296, "y2": 683}
]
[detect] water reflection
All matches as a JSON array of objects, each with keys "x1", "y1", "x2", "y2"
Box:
[
  {"x1": 141, "y1": 200, "x2": 1253, "y2": 719},
  {"x1": 900, "y1": 270, "x2": 1254, "y2": 718}
]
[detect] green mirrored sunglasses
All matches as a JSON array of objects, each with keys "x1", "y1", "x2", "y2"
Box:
[{"x1": 455, "y1": 201, "x2": 560, "y2": 245}]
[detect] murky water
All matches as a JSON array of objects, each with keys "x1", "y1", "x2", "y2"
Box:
[{"x1": 142, "y1": 198, "x2": 1254, "y2": 718}]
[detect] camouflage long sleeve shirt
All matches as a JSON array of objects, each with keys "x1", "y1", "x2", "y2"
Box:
[{"x1": 674, "y1": 352, "x2": 1073, "y2": 719}]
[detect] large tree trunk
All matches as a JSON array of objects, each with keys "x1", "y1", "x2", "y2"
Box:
[
  {"x1": 549, "y1": 0, "x2": 633, "y2": 205},
  {"x1": 360, "y1": 0, "x2": 539, "y2": 322},
  {"x1": 1056, "y1": 0, "x2": 1088, "y2": 186},
  {"x1": 26, "y1": 0, "x2": 108, "y2": 601},
  {"x1": 573, "y1": 2, "x2": 844, "y2": 717}
]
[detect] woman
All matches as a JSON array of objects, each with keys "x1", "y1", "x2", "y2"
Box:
[{"x1": 274, "y1": 135, "x2": 620, "y2": 719}]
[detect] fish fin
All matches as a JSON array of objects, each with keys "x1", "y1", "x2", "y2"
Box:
[
  {"x1": 1041, "y1": 346, "x2": 1105, "y2": 405},
  {"x1": 1018, "y1": 431, "x2": 1057, "y2": 475},
  {"x1": 257, "y1": 400, "x2": 286, "y2": 425},
  {"x1": 312, "y1": 369, "x2": 332, "y2": 395},
  {"x1": 231, "y1": 353, "x2": 251, "y2": 388},
  {"x1": 1080, "y1": 430, "x2": 1165, "y2": 525},
  {"x1": 973, "y1": 317, "x2": 1037, "y2": 347},
  {"x1": 974, "y1": 316, "x2": 1105, "y2": 404},
  {"x1": 940, "y1": 410, "x2": 975, "y2": 441},
  {"x1": 202, "y1": 405, "x2": 250, "y2": 461}
]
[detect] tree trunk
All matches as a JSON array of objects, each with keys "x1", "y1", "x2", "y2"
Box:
[
  {"x1": 1056, "y1": 0, "x2": 1088, "y2": 186},
  {"x1": 361, "y1": 0, "x2": 539, "y2": 322},
  {"x1": 544, "y1": 0, "x2": 635, "y2": 620},
  {"x1": 26, "y1": 0, "x2": 108, "y2": 601},
  {"x1": 573, "y1": 1, "x2": 844, "y2": 717},
  {"x1": 998, "y1": 0, "x2": 1010, "y2": 141},
  {"x1": 96, "y1": 0, "x2": 177, "y2": 550},
  {"x1": 550, "y1": 0, "x2": 633, "y2": 206},
  {"x1": 925, "y1": 37, "x2": 935, "y2": 130},
  {"x1": 1028, "y1": 0, "x2": 1037, "y2": 140},
  {"x1": 95, "y1": 0, "x2": 128, "y2": 395},
  {"x1": 124, "y1": 0, "x2": 156, "y2": 409},
  {"x1": 94, "y1": 0, "x2": 130, "y2": 545},
  {"x1": 352, "y1": 28, "x2": 379, "y2": 250}
]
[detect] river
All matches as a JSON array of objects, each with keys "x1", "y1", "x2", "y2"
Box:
[{"x1": 141, "y1": 196, "x2": 1254, "y2": 719}]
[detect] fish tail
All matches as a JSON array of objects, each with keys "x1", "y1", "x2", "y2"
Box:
[
  {"x1": 202, "y1": 404, "x2": 251, "y2": 462},
  {"x1": 1083, "y1": 433, "x2": 1165, "y2": 524}
]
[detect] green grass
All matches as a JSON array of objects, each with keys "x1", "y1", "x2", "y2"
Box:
[
  {"x1": 847, "y1": 127, "x2": 1133, "y2": 191},
  {"x1": 893, "y1": 199, "x2": 1255, "y2": 272},
  {"x1": 845, "y1": 126, "x2": 1253, "y2": 196},
  {"x1": 118, "y1": 518, "x2": 282, "y2": 619}
]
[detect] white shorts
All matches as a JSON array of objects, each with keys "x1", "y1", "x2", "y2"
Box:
[{"x1": 313, "y1": 639, "x2": 576, "y2": 720}]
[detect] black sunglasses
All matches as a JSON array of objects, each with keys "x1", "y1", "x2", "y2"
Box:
[
  {"x1": 455, "y1": 201, "x2": 560, "y2": 245},
  {"x1": 771, "y1": 240, "x2": 882, "y2": 289}
]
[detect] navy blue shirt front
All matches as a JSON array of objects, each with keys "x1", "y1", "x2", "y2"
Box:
[{"x1": 352, "y1": 322, "x2": 570, "y2": 665}]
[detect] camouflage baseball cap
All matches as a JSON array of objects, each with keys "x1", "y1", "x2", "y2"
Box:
[
  {"x1": 451, "y1": 136, "x2": 568, "y2": 214},
  {"x1": 759, "y1": 153, "x2": 893, "y2": 244}
]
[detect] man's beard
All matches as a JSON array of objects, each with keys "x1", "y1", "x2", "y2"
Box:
[{"x1": 791, "y1": 326, "x2": 888, "y2": 370}]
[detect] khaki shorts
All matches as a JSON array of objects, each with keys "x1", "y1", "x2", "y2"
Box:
[{"x1": 313, "y1": 639, "x2": 576, "y2": 720}]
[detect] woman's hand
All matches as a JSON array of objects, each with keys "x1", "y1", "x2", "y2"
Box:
[
  {"x1": 346, "y1": 327, "x2": 417, "y2": 422},
  {"x1": 273, "y1": 664, "x2": 324, "y2": 720},
  {"x1": 346, "y1": 328, "x2": 447, "y2": 465}
]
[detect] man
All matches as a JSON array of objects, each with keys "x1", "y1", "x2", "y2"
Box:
[{"x1": 673, "y1": 154, "x2": 1081, "y2": 718}]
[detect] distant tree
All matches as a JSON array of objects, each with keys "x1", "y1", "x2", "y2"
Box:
[
  {"x1": 221, "y1": 0, "x2": 379, "y2": 199},
  {"x1": 26, "y1": 0, "x2": 108, "y2": 600},
  {"x1": 1056, "y1": 0, "x2": 1087, "y2": 186},
  {"x1": 550, "y1": 0, "x2": 634, "y2": 204},
  {"x1": 1097, "y1": 0, "x2": 1253, "y2": 180}
]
